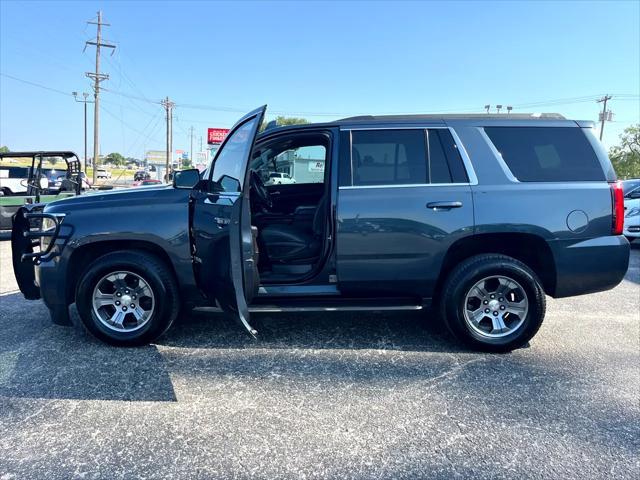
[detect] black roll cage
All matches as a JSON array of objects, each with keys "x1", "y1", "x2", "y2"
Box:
[{"x1": 0, "y1": 151, "x2": 82, "y2": 202}]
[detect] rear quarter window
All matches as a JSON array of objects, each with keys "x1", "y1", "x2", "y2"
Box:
[{"x1": 484, "y1": 127, "x2": 605, "y2": 182}]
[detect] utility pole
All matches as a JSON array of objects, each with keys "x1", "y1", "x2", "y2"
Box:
[
  {"x1": 72, "y1": 92, "x2": 94, "y2": 175},
  {"x1": 161, "y1": 97, "x2": 175, "y2": 181},
  {"x1": 85, "y1": 11, "x2": 115, "y2": 185},
  {"x1": 597, "y1": 94, "x2": 613, "y2": 141},
  {"x1": 189, "y1": 126, "x2": 195, "y2": 167}
]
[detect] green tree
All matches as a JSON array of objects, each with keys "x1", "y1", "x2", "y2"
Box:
[
  {"x1": 105, "y1": 152, "x2": 125, "y2": 167},
  {"x1": 182, "y1": 158, "x2": 192, "y2": 169},
  {"x1": 609, "y1": 124, "x2": 640, "y2": 179},
  {"x1": 260, "y1": 115, "x2": 309, "y2": 131},
  {"x1": 0, "y1": 146, "x2": 9, "y2": 153}
]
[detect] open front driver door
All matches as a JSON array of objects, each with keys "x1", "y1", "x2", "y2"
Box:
[{"x1": 190, "y1": 106, "x2": 266, "y2": 337}]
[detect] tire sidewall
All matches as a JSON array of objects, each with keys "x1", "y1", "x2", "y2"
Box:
[
  {"x1": 76, "y1": 253, "x2": 176, "y2": 345},
  {"x1": 446, "y1": 259, "x2": 544, "y2": 351}
]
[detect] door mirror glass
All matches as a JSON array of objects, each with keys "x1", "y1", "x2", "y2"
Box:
[{"x1": 173, "y1": 169, "x2": 200, "y2": 189}]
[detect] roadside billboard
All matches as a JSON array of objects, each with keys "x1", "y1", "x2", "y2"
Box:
[{"x1": 207, "y1": 128, "x2": 230, "y2": 145}]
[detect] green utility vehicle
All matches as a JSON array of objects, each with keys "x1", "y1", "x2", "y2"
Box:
[{"x1": 0, "y1": 151, "x2": 84, "y2": 231}]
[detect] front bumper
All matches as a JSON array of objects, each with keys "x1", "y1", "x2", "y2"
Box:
[
  {"x1": 550, "y1": 235, "x2": 630, "y2": 298},
  {"x1": 12, "y1": 205, "x2": 72, "y2": 325}
]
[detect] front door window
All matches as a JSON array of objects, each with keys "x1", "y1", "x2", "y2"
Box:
[{"x1": 208, "y1": 117, "x2": 261, "y2": 193}]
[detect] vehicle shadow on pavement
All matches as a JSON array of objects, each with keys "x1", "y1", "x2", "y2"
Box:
[
  {"x1": 0, "y1": 293, "x2": 177, "y2": 402},
  {"x1": 161, "y1": 308, "x2": 464, "y2": 353}
]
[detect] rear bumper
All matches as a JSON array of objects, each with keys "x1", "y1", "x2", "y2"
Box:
[{"x1": 550, "y1": 235, "x2": 630, "y2": 298}]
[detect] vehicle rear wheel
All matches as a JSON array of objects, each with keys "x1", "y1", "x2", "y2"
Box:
[
  {"x1": 439, "y1": 254, "x2": 546, "y2": 353},
  {"x1": 75, "y1": 250, "x2": 179, "y2": 346}
]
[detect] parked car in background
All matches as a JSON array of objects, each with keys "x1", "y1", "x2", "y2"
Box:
[
  {"x1": 0, "y1": 166, "x2": 29, "y2": 195},
  {"x1": 623, "y1": 179, "x2": 640, "y2": 242},
  {"x1": 132, "y1": 179, "x2": 162, "y2": 187},
  {"x1": 11, "y1": 108, "x2": 630, "y2": 352},
  {"x1": 134, "y1": 170, "x2": 150, "y2": 181},
  {"x1": 265, "y1": 172, "x2": 296, "y2": 185},
  {"x1": 96, "y1": 168, "x2": 111, "y2": 179},
  {"x1": 57, "y1": 172, "x2": 92, "y2": 190}
]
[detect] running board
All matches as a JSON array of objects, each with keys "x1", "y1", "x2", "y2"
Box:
[{"x1": 194, "y1": 298, "x2": 424, "y2": 314}]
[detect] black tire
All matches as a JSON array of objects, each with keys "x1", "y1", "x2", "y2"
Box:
[
  {"x1": 439, "y1": 254, "x2": 546, "y2": 353},
  {"x1": 75, "y1": 250, "x2": 180, "y2": 346}
]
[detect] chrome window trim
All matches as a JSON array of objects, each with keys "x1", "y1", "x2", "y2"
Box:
[
  {"x1": 448, "y1": 127, "x2": 478, "y2": 185},
  {"x1": 477, "y1": 127, "x2": 520, "y2": 183},
  {"x1": 339, "y1": 183, "x2": 472, "y2": 190},
  {"x1": 342, "y1": 126, "x2": 478, "y2": 187},
  {"x1": 341, "y1": 126, "x2": 447, "y2": 132}
]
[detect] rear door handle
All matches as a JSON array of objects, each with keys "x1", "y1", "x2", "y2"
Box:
[{"x1": 426, "y1": 201, "x2": 463, "y2": 210}]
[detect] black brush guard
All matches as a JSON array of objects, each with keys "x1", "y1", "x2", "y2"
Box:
[{"x1": 11, "y1": 205, "x2": 62, "y2": 300}]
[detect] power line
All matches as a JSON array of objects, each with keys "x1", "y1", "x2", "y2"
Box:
[
  {"x1": 2, "y1": 71, "x2": 638, "y2": 121},
  {"x1": 0, "y1": 72, "x2": 73, "y2": 97}
]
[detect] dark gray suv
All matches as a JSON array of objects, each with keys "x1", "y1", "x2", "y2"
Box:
[{"x1": 12, "y1": 107, "x2": 630, "y2": 352}]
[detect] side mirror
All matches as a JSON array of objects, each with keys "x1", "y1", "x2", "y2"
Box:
[
  {"x1": 630, "y1": 191, "x2": 640, "y2": 199},
  {"x1": 173, "y1": 169, "x2": 200, "y2": 189},
  {"x1": 39, "y1": 177, "x2": 48, "y2": 189}
]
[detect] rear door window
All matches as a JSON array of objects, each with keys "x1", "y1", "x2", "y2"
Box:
[
  {"x1": 350, "y1": 129, "x2": 468, "y2": 186},
  {"x1": 351, "y1": 130, "x2": 426, "y2": 186},
  {"x1": 484, "y1": 127, "x2": 605, "y2": 182}
]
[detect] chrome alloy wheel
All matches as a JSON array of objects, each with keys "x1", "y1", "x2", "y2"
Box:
[
  {"x1": 463, "y1": 275, "x2": 529, "y2": 338},
  {"x1": 91, "y1": 271, "x2": 155, "y2": 332}
]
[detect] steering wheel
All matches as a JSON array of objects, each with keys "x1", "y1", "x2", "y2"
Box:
[{"x1": 249, "y1": 170, "x2": 272, "y2": 211}]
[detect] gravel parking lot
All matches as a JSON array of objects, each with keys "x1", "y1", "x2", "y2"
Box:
[{"x1": 0, "y1": 240, "x2": 638, "y2": 479}]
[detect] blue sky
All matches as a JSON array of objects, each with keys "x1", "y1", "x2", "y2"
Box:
[{"x1": 1, "y1": 0, "x2": 639, "y2": 161}]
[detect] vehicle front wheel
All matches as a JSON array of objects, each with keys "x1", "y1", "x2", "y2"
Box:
[
  {"x1": 439, "y1": 254, "x2": 546, "y2": 353},
  {"x1": 75, "y1": 250, "x2": 180, "y2": 346}
]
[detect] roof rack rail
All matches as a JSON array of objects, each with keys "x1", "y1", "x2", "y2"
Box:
[{"x1": 337, "y1": 113, "x2": 566, "y2": 122}]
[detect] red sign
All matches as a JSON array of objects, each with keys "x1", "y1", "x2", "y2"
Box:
[{"x1": 207, "y1": 128, "x2": 230, "y2": 145}]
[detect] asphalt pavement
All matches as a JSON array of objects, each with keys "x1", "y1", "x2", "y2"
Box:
[{"x1": 0, "y1": 240, "x2": 638, "y2": 479}]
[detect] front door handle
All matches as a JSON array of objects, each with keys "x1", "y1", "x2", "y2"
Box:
[{"x1": 426, "y1": 201, "x2": 463, "y2": 210}]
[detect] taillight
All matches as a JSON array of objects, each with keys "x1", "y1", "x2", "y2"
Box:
[{"x1": 611, "y1": 181, "x2": 624, "y2": 235}]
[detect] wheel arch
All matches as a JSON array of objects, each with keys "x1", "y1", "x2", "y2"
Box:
[
  {"x1": 435, "y1": 232, "x2": 557, "y2": 299},
  {"x1": 66, "y1": 239, "x2": 179, "y2": 305}
]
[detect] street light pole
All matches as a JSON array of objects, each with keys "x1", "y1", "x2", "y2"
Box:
[{"x1": 73, "y1": 91, "x2": 94, "y2": 175}]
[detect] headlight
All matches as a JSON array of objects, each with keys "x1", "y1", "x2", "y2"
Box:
[
  {"x1": 40, "y1": 215, "x2": 63, "y2": 250},
  {"x1": 626, "y1": 207, "x2": 640, "y2": 218}
]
